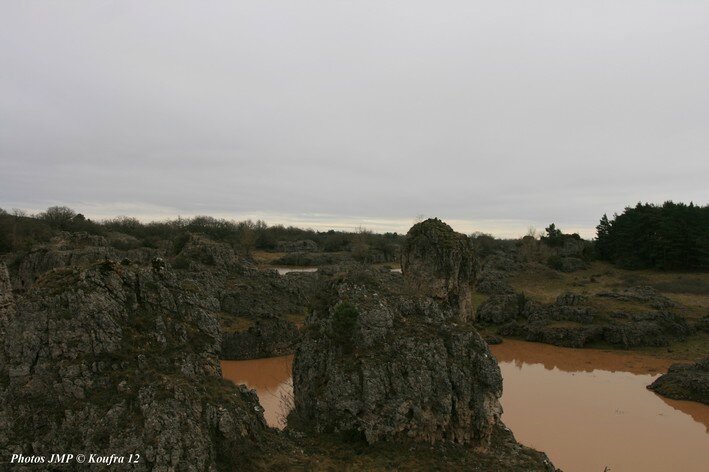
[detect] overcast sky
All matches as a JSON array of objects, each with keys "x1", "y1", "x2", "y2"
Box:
[{"x1": 1, "y1": 1, "x2": 707, "y2": 237}]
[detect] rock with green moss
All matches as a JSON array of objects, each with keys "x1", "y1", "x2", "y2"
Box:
[
  {"x1": 0, "y1": 262, "x2": 269, "y2": 471},
  {"x1": 291, "y1": 267, "x2": 555, "y2": 471},
  {"x1": 6, "y1": 234, "x2": 163, "y2": 292},
  {"x1": 401, "y1": 218, "x2": 477, "y2": 321}
]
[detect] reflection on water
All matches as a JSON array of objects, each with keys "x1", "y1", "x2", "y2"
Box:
[
  {"x1": 222, "y1": 341, "x2": 709, "y2": 471},
  {"x1": 274, "y1": 267, "x2": 317, "y2": 275},
  {"x1": 491, "y1": 340, "x2": 709, "y2": 472},
  {"x1": 273, "y1": 267, "x2": 402, "y2": 275},
  {"x1": 221, "y1": 355, "x2": 293, "y2": 429}
]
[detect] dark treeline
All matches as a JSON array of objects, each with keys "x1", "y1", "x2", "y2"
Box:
[
  {"x1": 4, "y1": 202, "x2": 707, "y2": 271},
  {"x1": 595, "y1": 201, "x2": 709, "y2": 270},
  {"x1": 0, "y1": 206, "x2": 403, "y2": 262}
]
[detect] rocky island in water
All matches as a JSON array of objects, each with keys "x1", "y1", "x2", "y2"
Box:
[{"x1": 0, "y1": 209, "x2": 707, "y2": 471}]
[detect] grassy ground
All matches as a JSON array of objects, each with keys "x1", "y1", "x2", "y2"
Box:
[
  {"x1": 252, "y1": 250, "x2": 288, "y2": 265},
  {"x1": 510, "y1": 261, "x2": 709, "y2": 320},
  {"x1": 503, "y1": 261, "x2": 709, "y2": 361}
]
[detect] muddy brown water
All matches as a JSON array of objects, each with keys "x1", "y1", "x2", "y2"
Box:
[{"x1": 222, "y1": 340, "x2": 709, "y2": 471}]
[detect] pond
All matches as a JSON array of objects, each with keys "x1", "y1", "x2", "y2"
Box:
[
  {"x1": 273, "y1": 267, "x2": 318, "y2": 275},
  {"x1": 222, "y1": 340, "x2": 709, "y2": 471}
]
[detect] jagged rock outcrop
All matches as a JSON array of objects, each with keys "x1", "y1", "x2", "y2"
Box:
[
  {"x1": 293, "y1": 275, "x2": 502, "y2": 447},
  {"x1": 174, "y1": 234, "x2": 242, "y2": 270},
  {"x1": 480, "y1": 289, "x2": 691, "y2": 349},
  {"x1": 11, "y1": 245, "x2": 116, "y2": 290},
  {"x1": 597, "y1": 286, "x2": 677, "y2": 310},
  {"x1": 475, "y1": 271, "x2": 515, "y2": 295},
  {"x1": 498, "y1": 322, "x2": 603, "y2": 349},
  {"x1": 497, "y1": 310, "x2": 692, "y2": 349},
  {"x1": 601, "y1": 311, "x2": 692, "y2": 347},
  {"x1": 291, "y1": 264, "x2": 555, "y2": 470},
  {"x1": 648, "y1": 358, "x2": 709, "y2": 405},
  {"x1": 0, "y1": 261, "x2": 270, "y2": 471},
  {"x1": 477, "y1": 294, "x2": 525, "y2": 324},
  {"x1": 220, "y1": 270, "x2": 316, "y2": 318},
  {"x1": 222, "y1": 317, "x2": 300, "y2": 360},
  {"x1": 6, "y1": 233, "x2": 164, "y2": 292},
  {"x1": 401, "y1": 218, "x2": 476, "y2": 321}
]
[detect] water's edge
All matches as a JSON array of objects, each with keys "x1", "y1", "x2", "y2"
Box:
[{"x1": 222, "y1": 340, "x2": 709, "y2": 472}]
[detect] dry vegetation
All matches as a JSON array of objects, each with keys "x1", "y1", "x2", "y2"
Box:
[
  {"x1": 251, "y1": 250, "x2": 288, "y2": 265},
  {"x1": 510, "y1": 261, "x2": 709, "y2": 320},
  {"x1": 506, "y1": 261, "x2": 709, "y2": 360}
]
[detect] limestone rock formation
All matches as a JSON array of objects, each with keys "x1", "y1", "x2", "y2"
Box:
[
  {"x1": 291, "y1": 264, "x2": 555, "y2": 471},
  {"x1": 597, "y1": 285, "x2": 677, "y2": 309},
  {"x1": 221, "y1": 317, "x2": 300, "y2": 360},
  {"x1": 292, "y1": 273, "x2": 503, "y2": 448},
  {"x1": 401, "y1": 218, "x2": 476, "y2": 321},
  {"x1": 174, "y1": 233, "x2": 241, "y2": 270},
  {"x1": 0, "y1": 261, "x2": 270, "y2": 471},
  {"x1": 478, "y1": 287, "x2": 692, "y2": 349},
  {"x1": 477, "y1": 294, "x2": 525, "y2": 324},
  {"x1": 219, "y1": 270, "x2": 315, "y2": 318},
  {"x1": 6, "y1": 233, "x2": 163, "y2": 292},
  {"x1": 648, "y1": 358, "x2": 709, "y2": 405}
]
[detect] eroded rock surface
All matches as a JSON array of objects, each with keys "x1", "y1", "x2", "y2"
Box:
[
  {"x1": 6, "y1": 232, "x2": 163, "y2": 292},
  {"x1": 291, "y1": 265, "x2": 555, "y2": 470},
  {"x1": 401, "y1": 218, "x2": 476, "y2": 322},
  {"x1": 293, "y1": 273, "x2": 501, "y2": 447},
  {"x1": 478, "y1": 288, "x2": 692, "y2": 349},
  {"x1": 648, "y1": 358, "x2": 709, "y2": 405},
  {"x1": 222, "y1": 317, "x2": 300, "y2": 360},
  {"x1": 0, "y1": 261, "x2": 269, "y2": 471}
]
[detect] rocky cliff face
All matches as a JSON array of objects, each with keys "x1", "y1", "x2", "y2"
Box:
[
  {"x1": 292, "y1": 277, "x2": 502, "y2": 447},
  {"x1": 221, "y1": 316, "x2": 300, "y2": 360},
  {"x1": 4, "y1": 231, "x2": 318, "y2": 362},
  {"x1": 401, "y1": 218, "x2": 476, "y2": 322},
  {"x1": 219, "y1": 270, "x2": 315, "y2": 318},
  {"x1": 6, "y1": 232, "x2": 162, "y2": 292},
  {"x1": 0, "y1": 260, "x2": 270, "y2": 471},
  {"x1": 290, "y1": 266, "x2": 555, "y2": 469}
]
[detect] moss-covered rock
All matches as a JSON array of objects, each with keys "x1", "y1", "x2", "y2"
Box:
[
  {"x1": 401, "y1": 218, "x2": 477, "y2": 321},
  {"x1": 291, "y1": 266, "x2": 555, "y2": 471},
  {"x1": 0, "y1": 262, "x2": 270, "y2": 471}
]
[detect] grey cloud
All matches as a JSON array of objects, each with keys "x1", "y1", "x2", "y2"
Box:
[{"x1": 1, "y1": 1, "x2": 708, "y2": 237}]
